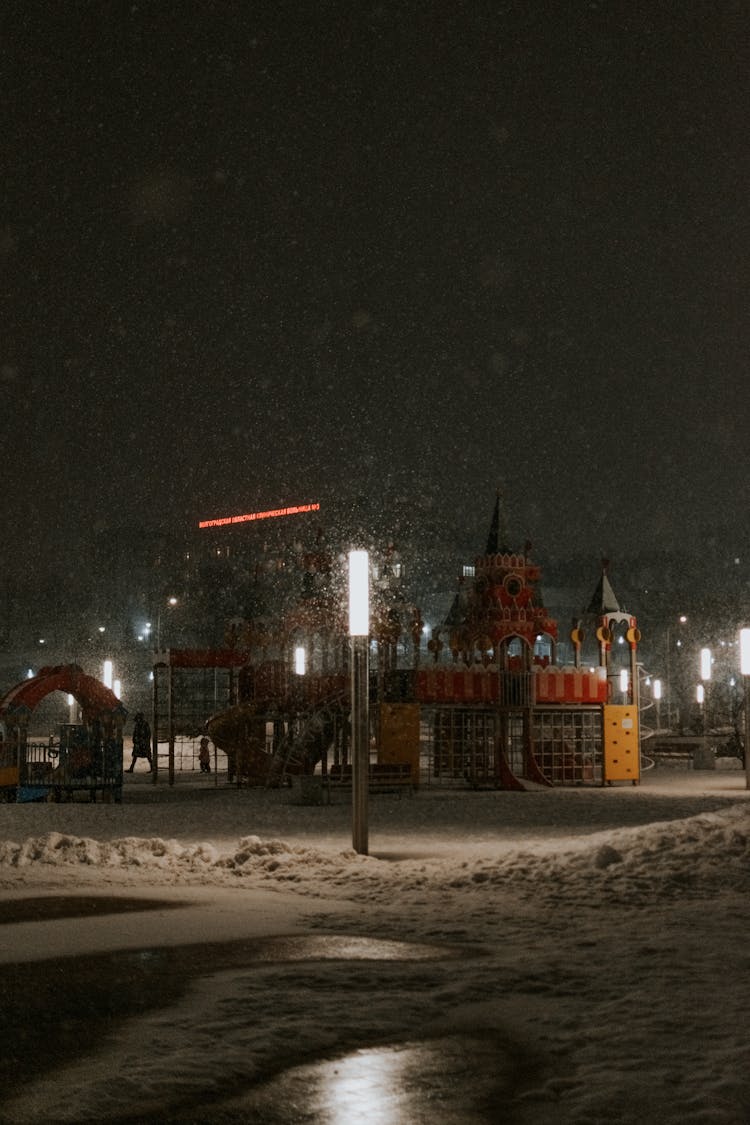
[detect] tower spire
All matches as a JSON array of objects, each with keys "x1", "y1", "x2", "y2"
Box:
[
  {"x1": 586, "y1": 558, "x2": 622, "y2": 616},
  {"x1": 485, "y1": 488, "x2": 511, "y2": 555}
]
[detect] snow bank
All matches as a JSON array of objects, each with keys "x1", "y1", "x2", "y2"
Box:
[
  {"x1": 2, "y1": 802, "x2": 748, "y2": 909},
  {"x1": 1, "y1": 788, "x2": 749, "y2": 1124}
]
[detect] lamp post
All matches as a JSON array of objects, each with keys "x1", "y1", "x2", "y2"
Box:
[
  {"x1": 739, "y1": 628, "x2": 750, "y2": 791},
  {"x1": 156, "y1": 596, "x2": 178, "y2": 649},
  {"x1": 152, "y1": 596, "x2": 177, "y2": 789},
  {"x1": 700, "y1": 646, "x2": 711, "y2": 737},
  {"x1": 666, "y1": 614, "x2": 687, "y2": 731},
  {"x1": 696, "y1": 682, "x2": 705, "y2": 733},
  {"x1": 700, "y1": 646, "x2": 712, "y2": 682},
  {"x1": 653, "y1": 678, "x2": 662, "y2": 732},
  {"x1": 349, "y1": 549, "x2": 370, "y2": 855}
]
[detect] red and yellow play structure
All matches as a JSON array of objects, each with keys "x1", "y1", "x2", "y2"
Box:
[
  {"x1": 151, "y1": 495, "x2": 641, "y2": 790},
  {"x1": 0, "y1": 496, "x2": 641, "y2": 798},
  {"x1": 0, "y1": 665, "x2": 125, "y2": 802}
]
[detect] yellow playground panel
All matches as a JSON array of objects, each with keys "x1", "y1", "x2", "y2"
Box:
[{"x1": 602, "y1": 704, "x2": 640, "y2": 785}]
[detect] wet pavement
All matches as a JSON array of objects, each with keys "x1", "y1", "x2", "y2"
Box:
[
  {"x1": 5, "y1": 775, "x2": 744, "y2": 1120},
  {"x1": 0, "y1": 897, "x2": 472, "y2": 1119},
  {"x1": 0, "y1": 893, "x2": 189, "y2": 926},
  {"x1": 189, "y1": 1035, "x2": 528, "y2": 1124},
  {"x1": 98, "y1": 1036, "x2": 530, "y2": 1125}
]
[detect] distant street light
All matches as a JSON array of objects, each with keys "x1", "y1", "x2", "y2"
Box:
[
  {"x1": 696, "y1": 682, "x2": 706, "y2": 736},
  {"x1": 653, "y1": 678, "x2": 662, "y2": 731},
  {"x1": 666, "y1": 614, "x2": 688, "y2": 732},
  {"x1": 700, "y1": 647, "x2": 712, "y2": 682},
  {"x1": 699, "y1": 646, "x2": 712, "y2": 735},
  {"x1": 156, "y1": 597, "x2": 178, "y2": 649},
  {"x1": 739, "y1": 628, "x2": 750, "y2": 791},
  {"x1": 349, "y1": 549, "x2": 370, "y2": 856}
]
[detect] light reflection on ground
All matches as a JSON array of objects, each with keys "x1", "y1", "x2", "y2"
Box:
[
  {"x1": 0, "y1": 911, "x2": 467, "y2": 1109},
  {"x1": 200, "y1": 1036, "x2": 517, "y2": 1124}
]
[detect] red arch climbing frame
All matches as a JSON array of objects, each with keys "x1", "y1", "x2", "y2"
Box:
[
  {"x1": 0, "y1": 664, "x2": 126, "y2": 802},
  {"x1": 0, "y1": 664, "x2": 124, "y2": 723}
]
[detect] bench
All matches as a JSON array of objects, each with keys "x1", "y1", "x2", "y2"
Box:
[
  {"x1": 326, "y1": 762, "x2": 414, "y2": 795},
  {"x1": 47, "y1": 779, "x2": 123, "y2": 803},
  {"x1": 648, "y1": 740, "x2": 706, "y2": 769}
]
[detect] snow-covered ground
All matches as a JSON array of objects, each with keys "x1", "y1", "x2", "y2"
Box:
[{"x1": 0, "y1": 769, "x2": 749, "y2": 1123}]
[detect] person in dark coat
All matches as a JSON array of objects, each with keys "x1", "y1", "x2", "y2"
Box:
[{"x1": 127, "y1": 712, "x2": 153, "y2": 772}]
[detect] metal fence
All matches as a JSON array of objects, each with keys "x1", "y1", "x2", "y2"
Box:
[
  {"x1": 418, "y1": 704, "x2": 603, "y2": 788},
  {"x1": 0, "y1": 736, "x2": 123, "y2": 802},
  {"x1": 531, "y1": 708, "x2": 603, "y2": 785},
  {"x1": 420, "y1": 706, "x2": 525, "y2": 788}
]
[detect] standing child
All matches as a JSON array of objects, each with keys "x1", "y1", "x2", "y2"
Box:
[{"x1": 198, "y1": 735, "x2": 212, "y2": 773}]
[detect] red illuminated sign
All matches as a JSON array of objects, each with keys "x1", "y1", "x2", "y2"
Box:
[{"x1": 198, "y1": 502, "x2": 321, "y2": 529}]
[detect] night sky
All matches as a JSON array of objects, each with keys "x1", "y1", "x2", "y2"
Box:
[{"x1": 2, "y1": 1, "x2": 748, "y2": 579}]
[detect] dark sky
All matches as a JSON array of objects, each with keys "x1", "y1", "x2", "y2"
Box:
[{"x1": 2, "y1": 1, "x2": 748, "y2": 577}]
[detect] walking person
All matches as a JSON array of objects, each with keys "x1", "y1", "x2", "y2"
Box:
[{"x1": 127, "y1": 712, "x2": 153, "y2": 772}]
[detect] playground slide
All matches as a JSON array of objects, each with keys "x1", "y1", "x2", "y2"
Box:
[{"x1": 206, "y1": 704, "x2": 273, "y2": 783}]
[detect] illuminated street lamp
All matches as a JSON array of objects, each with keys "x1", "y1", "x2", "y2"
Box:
[
  {"x1": 700, "y1": 647, "x2": 712, "y2": 682},
  {"x1": 699, "y1": 647, "x2": 711, "y2": 734},
  {"x1": 739, "y1": 628, "x2": 750, "y2": 791},
  {"x1": 653, "y1": 678, "x2": 662, "y2": 731},
  {"x1": 349, "y1": 549, "x2": 370, "y2": 855},
  {"x1": 666, "y1": 614, "x2": 688, "y2": 731},
  {"x1": 156, "y1": 596, "x2": 178, "y2": 649},
  {"x1": 696, "y1": 682, "x2": 706, "y2": 735}
]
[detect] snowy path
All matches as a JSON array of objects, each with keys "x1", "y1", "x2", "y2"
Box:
[{"x1": 0, "y1": 772, "x2": 748, "y2": 1123}]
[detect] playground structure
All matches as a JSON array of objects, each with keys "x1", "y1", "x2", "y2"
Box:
[
  {"x1": 0, "y1": 498, "x2": 641, "y2": 797},
  {"x1": 151, "y1": 497, "x2": 642, "y2": 790},
  {"x1": 0, "y1": 665, "x2": 126, "y2": 802},
  {"x1": 153, "y1": 649, "x2": 354, "y2": 788}
]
